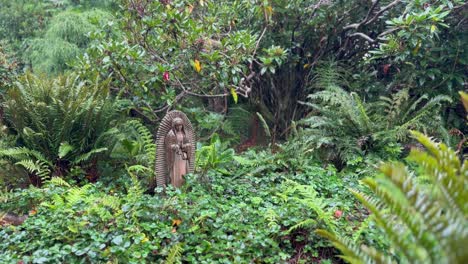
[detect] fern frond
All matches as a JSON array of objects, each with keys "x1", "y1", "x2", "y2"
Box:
[
  {"x1": 66, "y1": 185, "x2": 92, "y2": 205},
  {"x1": 363, "y1": 173, "x2": 440, "y2": 260},
  {"x1": 58, "y1": 142, "x2": 75, "y2": 159},
  {"x1": 316, "y1": 229, "x2": 369, "y2": 264},
  {"x1": 256, "y1": 112, "x2": 271, "y2": 138},
  {"x1": 352, "y1": 215, "x2": 374, "y2": 243},
  {"x1": 126, "y1": 170, "x2": 144, "y2": 199},
  {"x1": 264, "y1": 209, "x2": 279, "y2": 228},
  {"x1": 321, "y1": 132, "x2": 467, "y2": 263},
  {"x1": 350, "y1": 188, "x2": 421, "y2": 263},
  {"x1": 287, "y1": 219, "x2": 317, "y2": 234},
  {"x1": 123, "y1": 119, "x2": 156, "y2": 170},
  {"x1": 73, "y1": 147, "x2": 108, "y2": 165},
  {"x1": 166, "y1": 243, "x2": 183, "y2": 264},
  {"x1": 351, "y1": 92, "x2": 371, "y2": 131},
  {"x1": 15, "y1": 159, "x2": 51, "y2": 181},
  {"x1": 281, "y1": 180, "x2": 336, "y2": 233},
  {"x1": 47, "y1": 177, "x2": 71, "y2": 187},
  {"x1": 127, "y1": 165, "x2": 152, "y2": 174}
]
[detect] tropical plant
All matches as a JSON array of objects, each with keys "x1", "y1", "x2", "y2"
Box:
[
  {"x1": 317, "y1": 131, "x2": 468, "y2": 263},
  {"x1": 196, "y1": 133, "x2": 234, "y2": 175},
  {"x1": 299, "y1": 62, "x2": 452, "y2": 167},
  {"x1": 368, "y1": 1, "x2": 466, "y2": 95},
  {"x1": 111, "y1": 119, "x2": 157, "y2": 187},
  {"x1": 1, "y1": 73, "x2": 119, "y2": 183}
]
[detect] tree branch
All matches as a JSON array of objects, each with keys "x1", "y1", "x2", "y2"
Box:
[
  {"x1": 365, "y1": 0, "x2": 401, "y2": 25},
  {"x1": 349, "y1": 32, "x2": 376, "y2": 43},
  {"x1": 344, "y1": 0, "x2": 401, "y2": 30}
]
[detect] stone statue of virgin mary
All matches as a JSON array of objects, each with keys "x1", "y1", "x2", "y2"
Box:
[{"x1": 154, "y1": 110, "x2": 195, "y2": 188}]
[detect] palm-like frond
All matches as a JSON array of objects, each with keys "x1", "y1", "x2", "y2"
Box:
[
  {"x1": 317, "y1": 132, "x2": 468, "y2": 263},
  {"x1": 2, "y1": 73, "x2": 118, "y2": 181},
  {"x1": 301, "y1": 64, "x2": 451, "y2": 166}
]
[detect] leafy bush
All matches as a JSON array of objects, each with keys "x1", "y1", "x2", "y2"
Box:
[
  {"x1": 196, "y1": 133, "x2": 234, "y2": 175},
  {"x1": 299, "y1": 62, "x2": 452, "y2": 167},
  {"x1": 1, "y1": 73, "x2": 119, "y2": 183},
  {"x1": 24, "y1": 10, "x2": 113, "y2": 74},
  {"x1": 318, "y1": 131, "x2": 468, "y2": 263}
]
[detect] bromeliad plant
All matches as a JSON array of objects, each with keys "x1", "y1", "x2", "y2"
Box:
[
  {"x1": 317, "y1": 131, "x2": 468, "y2": 263},
  {"x1": 1, "y1": 73, "x2": 119, "y2": 183}
]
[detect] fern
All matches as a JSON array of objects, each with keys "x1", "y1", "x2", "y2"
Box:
[
  {"x1": 58, "y1": 142, "x2": 75, "y2": 159},
  {"x1": 2, "y1": 73, "x2": 118, "y2": 182},
  {"x1": 351, "y1": 214, "x2": 374, "y2": 243},
  {"x1": 127, "y1": 120, "x2": 156, "y2": 170},
  {"x1": 46, "y1": 177, "x2": 71, "y2": 187},
  {"x1": 39, "y1": 181, "x2": 123, "y2": 222},
  {"x1": 287, "y1": 219, "x2": 317, "y2": 234},
  {"x1": 89, "y1": 195, "x2": 122, "y2": 221},
  {"x1": 66, "y1": 185, "x2": 93, "y2": 206},
  {"x1": 126, "y1": 169, "x2": 144, "y2": 207},
  {"x1": 15, "y1": 160, "x2": 51, "y2": 181},
  {"x1": 317, "y1": 131, "x2": 468, "y2": 263},
  {"x1": 301, "y1": 68, "x2": 451, "y2": 167},
  {"x1": 165, "y1": 243, "x2": 183, "y2": 264},
  {"x1": 73, "y1": 147, "x2": 108, "y2": 165},
  {"x1": 280, "y1": 180, "x2": 336, "y2": 233},
  {"x1": 0, "y1": 147, "x2": 53, "y2": 180},
  {"x1": 264, "y1": 208, "x2": 279, "y2": 229}
]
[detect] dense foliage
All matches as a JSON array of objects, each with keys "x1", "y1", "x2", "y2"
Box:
[
  {"x1": 1, "y1": 147, "x2": 373, "y2": 263},
  {"x1": 0, "y1": 0, "x2": 466, "y2": 263},
  {"x1": 318, "y1": 131, "x2": 468, "y2": 263},
  {"x1": 1, "y1": 74, "x2": 118, "y2": 185}
]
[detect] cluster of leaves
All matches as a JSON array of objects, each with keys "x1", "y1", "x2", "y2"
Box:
[
  {"x1": 24, "y1": 9, "x2": 114, "y2": 74},
  {"x1": 0, "y1": 74, "x2": 119, "y2": 184},
  {"x1": 297, "y1": 61, "x2": 452, "y2": 168},
  {"x1": 73, "y1": 0, "x2": 288, "y2": 122},
  {"x1": 0, "y1": 0, "x2": 117, "y2": 74},
  {"x1": 319, "y1": 131, "x2": 468, "y2": 263},
  {"x1": 368, "y1": 1, "x2": 467, "y2": 95}
]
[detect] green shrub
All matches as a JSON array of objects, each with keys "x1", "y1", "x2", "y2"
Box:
[
  {"x1": 24, "y1": 10, "x2": 113, "y2": 74},
  {"x1": 1, "y1": 73, "x2": 119, "y2": 183},
  {"x1": 317, "y1": 131, "x2": 468, "y2": 263},
  {"x1": 299, "y1": 62, "x2": 451, "y2": 168}
]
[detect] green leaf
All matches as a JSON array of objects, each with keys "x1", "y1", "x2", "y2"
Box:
[
  {"x1": 112, "y1": 235, "x2": 123, "y2": 245},
  {"x1": 58, "y1": 142, "x2": 74, "y2": 159},
  {"x1": 230, "y1": 87, "x2": 238, "y2": 104}
]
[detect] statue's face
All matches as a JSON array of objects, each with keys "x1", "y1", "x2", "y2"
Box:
[{"x1": 173, "y1": 118, "x2": 184, "y2": 132}]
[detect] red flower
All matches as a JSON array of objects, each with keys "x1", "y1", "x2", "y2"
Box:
[
  {"x1": 334, "y1": 210, "x2": 343, "y2": 218},
  {"x1": 163, "y1": 71, "x2": 170, "y2": 81}
]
